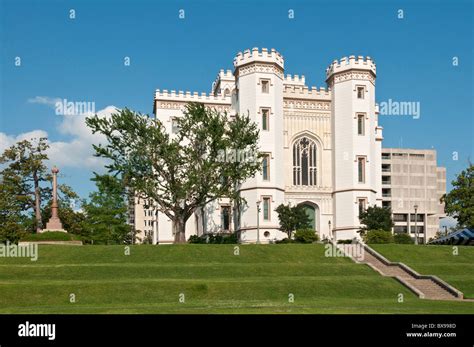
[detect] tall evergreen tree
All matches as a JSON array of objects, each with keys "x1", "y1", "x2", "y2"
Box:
[{"x1": 81, "y1": 174, "x2": 132, "y2": 244}]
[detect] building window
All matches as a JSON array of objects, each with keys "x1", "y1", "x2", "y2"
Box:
[
  {"x1": 262, "y1": 153, "x2": 270, "y2": 181},
  {"x1": 358, "y1": 198, "x2": 367, "y2": 216},
  {"x1": 357, "y1": 86, "x2": 365, "y2": 99},
  {"x1": 393, "y1": 214, "x2": 408, "y2": 222},
  {"x1": 262, "y1": 197, "x2": 271, "y2": 221},
  {"x1": 293, "y1": 137, "x2": 317, "y2": 186},
  {"x1": 261, "y1": 79, "x2": 270, "y2": 93},
  {"x1": 357, "y1": 114, "x2": 365, "y2": 135},
  {"x1": 261, "y1": 108, "x2": 270, "y2": 130},
  {"x1": 357, "y1": 157, "x2": 366, "y2": 183},
  {"x1": 221, "y1": 205, "x2": 231, "y2": 231},
  {"x1": 394, "y1": 226, "x2": 408, "y2": 234},
  {"x1": 171, "y1": 118, "x2": 179, "y2": 133}
]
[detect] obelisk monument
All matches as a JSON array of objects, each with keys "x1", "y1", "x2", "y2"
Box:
[{"x1": 44, "y1": 166, "x2": 67, "y2": 232}]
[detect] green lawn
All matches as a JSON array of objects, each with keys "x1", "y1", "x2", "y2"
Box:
[
  {"x1": 371, "y1": 244, "x2": 474, "y2": 299},
  {"x1": 0, "y1": 244, "x2": 473, "y2": 313}
]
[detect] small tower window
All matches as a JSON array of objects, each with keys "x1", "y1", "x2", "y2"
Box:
[
  {"x1": 357, "y1": 157, "x2": 366, "y2": 183},
  {"x1": 263, "y1": 197, "x2": 271, "y2": 221},
  {"x1": 261, "y1": 108, "x2": 270, "y2": 130},
  {"x1": 357, "y1": 114, "x2": 365, "y2": 135},
  {"x1": 262, "y1": 153, "x2": 270, "y2": 181},
  {"x1": 261, "y1": 79, "x2": 270, "y2": 93},
  {"x1": 357, "y1": 86, "x2": 365, "y2": 99},
  {"x1": 358, "y1": 198, "x2": 367, "y2": 216},
  {"x1": 171, "y1": 118, "x2": 179, "y2": 133}
]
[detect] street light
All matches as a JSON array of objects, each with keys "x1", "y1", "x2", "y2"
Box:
[
  {"x1": 414, "y1": 204, "x2": 419, "y2": 245},
  {"x1": 328, "y1": 220, "x2": 332, "y2": 242},
  {"x1": 256, "y1": 200, "x2": 261, "y2": 244}
]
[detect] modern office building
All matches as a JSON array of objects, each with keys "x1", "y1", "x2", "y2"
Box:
[{"x1": 381, "y1": 148, "x2": 446, "y2": 242}]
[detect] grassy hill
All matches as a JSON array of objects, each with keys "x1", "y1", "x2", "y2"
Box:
[
  {"x1": 0, "y1": 244, "x2": 473, "y2": 313},
  {"x1": 371, "y1": 244, "x2": 474, "y2": 299}
]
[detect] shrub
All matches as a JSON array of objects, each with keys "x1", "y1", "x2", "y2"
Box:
[
  {"x1": 275, "y1": 238, "x2": 294, "y2": 244},
  {"x1": 294, "y1": 229, "x2": 319, "y2": 244},
  {"x1": 337, "y1": 239, "x2": 354, "y2": 244},
  {"x1": 365, "y1": 229, "x2": 393, "y2": 244},
  {"x1": 394, "y1": 233, "x2": 414, "y2": 244},
  {"x1": 0, "y1": 221, "x2": 22, "y2": 244},
  {"x1": 188, "y1": 233, "x2": 238, "y2": 244}
]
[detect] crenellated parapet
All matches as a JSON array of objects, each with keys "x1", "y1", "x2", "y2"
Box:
[
  {"x1": 325, "y1": 55, "x2": 376, "y2": 85},
  {"x1": 211, "y1": 69, "x2": 235, "y2": 96},
  {"x1": 283, "y1": 74, "x2": 306, "y2": 86},
  {"x1": 155, "y1": 89, "x2": 231, "y2": 103},
  {"x1": 154, "y1": 89, "x2": 232, "y2": 113},
  {"x1": 283, "y1": 84, "x2": 331, "y2": 100},
  {"x1": 234, "y1": 47, "x2": 284, "y2": 69}
]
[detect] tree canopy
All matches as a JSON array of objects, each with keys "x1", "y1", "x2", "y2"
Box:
[
  {"x1": 275, "y1": 203, "x2": 312, "y2": 239},
  {"x1": 358, "y1": 205, "x2": 394, "y2": 234},
  {"x1": 442, "y1": 163, "x2": 474, "y2": 229},
  {"x1": 86, "y1": 103, "x2": 262, "y2": 243}
]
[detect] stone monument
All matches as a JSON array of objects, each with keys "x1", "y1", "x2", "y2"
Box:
[{"x1": 44, "y1": 166, "x2": 67, "y2": 232}]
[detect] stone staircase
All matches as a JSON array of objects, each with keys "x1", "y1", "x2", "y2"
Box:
[{"x1": 337, "y1": 242, "x2": 464, "y2": 301}]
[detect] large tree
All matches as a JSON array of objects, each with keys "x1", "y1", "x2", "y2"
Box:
[
  {"x1": 275, "y1": 203, "x2": 312, "y2": 239},
  {"x1": 0, "y1": 175, "x2": 25, "y2": 243},
  {"x1": 358, "y1": 205, "x2": 394, "y2": 235},
  {"x1": 0, "y1": 138, "x2": 51, "y2": 232},
  {"x1": 86, "y1": 103, "x2": 262, "y2": 243},
  {"x1": 442, "y1": 163, "x2": 474, "y2": 229},
  {"x1": 81, "y1": 174, "x2": 132, "y2": 245}
]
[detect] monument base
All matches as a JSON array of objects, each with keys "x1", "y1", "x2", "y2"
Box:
[{"x1": 43, "y1": 217, "x2": 67, "y2": 233}]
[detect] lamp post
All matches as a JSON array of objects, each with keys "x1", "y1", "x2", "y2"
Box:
[
  {"x1": 256, "y1": 200, "x2": 261, "y2": 244},
  {"x1": 414, "y1": 204, "x2": 419, "y2": 245},
  {"x1": 328, "y1": 220, "x2": 332, "y2": 242}
]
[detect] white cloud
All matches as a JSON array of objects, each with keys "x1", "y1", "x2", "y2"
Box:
[
  {"x1": 0, "y1": 130, "x2": 49, "y2": 154},
  {"x1": 0, "y1": 104, "x2": 120, "y2": 171},
  {"x1": 27, "y1": 96, "x2": 62, "y2": 107}
]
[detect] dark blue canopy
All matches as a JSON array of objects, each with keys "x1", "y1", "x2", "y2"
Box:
[{"x1": 430, "y1": 228, "x2": 474, "y2": 245}]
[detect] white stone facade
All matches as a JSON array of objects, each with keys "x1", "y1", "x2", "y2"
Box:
[{"x1": 130, "y1": 48, "x2": 444, "y2": 244}]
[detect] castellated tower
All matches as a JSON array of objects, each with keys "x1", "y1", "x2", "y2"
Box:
[
  {"x1": 326, "y1": 56, "x2": 383, "y2": 240},
  {"x1": 233, "y1": 48, "x2": 286, "y2": 243}
]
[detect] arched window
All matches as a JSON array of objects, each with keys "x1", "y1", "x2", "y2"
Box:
[{"x1": 293, "y1": 137, "x2": 317, "y2": 186}]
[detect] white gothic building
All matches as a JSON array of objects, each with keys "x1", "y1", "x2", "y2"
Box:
[{"x1": 130, "y1": 47, "x2": 445, "y2": 244}]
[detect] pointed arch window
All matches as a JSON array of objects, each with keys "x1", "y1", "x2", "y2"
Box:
[{"x1": 293, "y1": 137, "x2": 317, "y2": 186}]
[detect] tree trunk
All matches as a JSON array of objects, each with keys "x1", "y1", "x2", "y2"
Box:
[
  {"x1": 33, "y1": 171, "x2": 42, "y2": 233},
  {"x1": 173, "y1": 216, "x2": 187, "y2": 244}
]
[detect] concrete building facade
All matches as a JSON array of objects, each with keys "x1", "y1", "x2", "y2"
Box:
[{"x1": 381, "y1": 148, "x2": 446, "y2": 242}]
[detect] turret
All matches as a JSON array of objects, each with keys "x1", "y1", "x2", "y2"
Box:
[
  {"x1": 233, "y1": 48, "x2": 286, "y2": 243},
  {"x1": 327, "y1": 55, "x2": 382, "y2": 241}
]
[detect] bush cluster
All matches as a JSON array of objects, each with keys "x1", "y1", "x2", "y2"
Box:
[
  {"x1": 365, "y1": 229, "x2": 394, "y2": 244},
  {"x1": 188, "y1": 233, "x2": 238, "y2": 244},
  {"x1": 275, "y1": 229, "x2": 319, "y2": 244},
  {"x1": 365, "y1": 230, "x2": 414, "y2": 244}
]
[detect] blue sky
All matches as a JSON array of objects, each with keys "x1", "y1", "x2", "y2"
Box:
[{"x1": 1, "y1": 0, "x2": 473, "y2": 200}]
